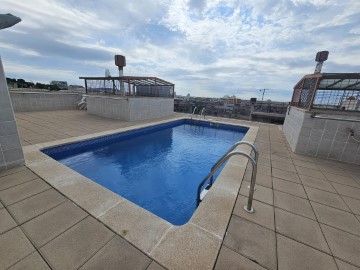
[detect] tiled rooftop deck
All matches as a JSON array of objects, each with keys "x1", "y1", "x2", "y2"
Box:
[
  {"x1": 216, "y1": 125, "x2": 360, "y2": 270},
  {"x1": 1, "y1": 110, "x2": 359, "y2": 269}
]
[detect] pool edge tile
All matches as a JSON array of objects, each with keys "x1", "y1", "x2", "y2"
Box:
[
  {"x1": 56, "y1": 176, "x2": 124, "y2": 218},
  {"x1": 98, "y1": 199, "x2": 172, "y2": 254},
  {"x1": 150, "y1": 223, "x2": 222, "y2": 270}
]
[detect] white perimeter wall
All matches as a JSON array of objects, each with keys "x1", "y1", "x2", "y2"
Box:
[
  {"x1": 10, "y1": 91, "x2": 82, "y2": 112},
  {"x1": 87, "y1": 95, "x2": 174, "y2": 121},
  {"x1": 0, "y1": 58, "x2": 24, "y2": 170},
  {"x1": 283, "y1": 107, "x2": 360, "y2": 165}
]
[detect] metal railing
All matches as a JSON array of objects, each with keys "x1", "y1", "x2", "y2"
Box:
[
  {"x1": 80, "y1": 77, "x2": 175, "y2": 98},
  {"x1": 209, "y1": 141, "x2": 258, "y2": 185},
  {"x1": 196, "y1": 142, "x2": 258, "y2": 213},
  {"x1": 311, "y1": 113, "x2": 360, "y2": 122}
]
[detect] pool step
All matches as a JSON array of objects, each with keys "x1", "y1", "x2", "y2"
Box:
[{"x1": 199, "y1": 184, "x2": 212, "y2": 202}]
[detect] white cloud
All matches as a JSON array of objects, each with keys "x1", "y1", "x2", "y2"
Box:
[
  {"x1": 3, "y1": 60, "x2": 78, "y2": 83},
  {"x1": 1, "y1": 0, "x2": 360, "y2": 101}
]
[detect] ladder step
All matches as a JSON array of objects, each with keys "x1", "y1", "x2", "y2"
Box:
[{"x1": 199, "y1": 184, "x2": 212, "y2": 201}]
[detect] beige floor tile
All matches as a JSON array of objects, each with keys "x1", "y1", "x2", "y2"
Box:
[
  {"x1": 277, "y1": 234, "x2": 338, "y2": 270},
  {"x1": 240, "y1": 183, "x2": 273, "y2": 205},
  {"x1": 311, "y1": 202, "x2": 360, "y2": 237},
  {"x1": 347, "y1": 170, "x2": 360, "y2": 183},
  {"x1": 322, "y1": 224, "x2": 360, "y2": 268},
  {"x1": 274, "y1": 190, "x2": 316, "y2": 220},
  {"x1": 146, "y1": 261, "x2": 166, "y2": 270},
  {"x1": 257, "y1": 157, "x2": 271, "y2": 167},
  {"x1": 233, "y1": 195, "x2": 275, "y2": 230},
  {"x1": 0, "y1": 170, "x2": 38, "y2": 191},
  {"x1": 275, "y1": 208, "x2": 331, "y2": 253},
  {"x1": 0, "y1": 208, "x2": 17, "y2": 234},
  {"x1": 273, "y1": 177, "x2": 307, "y2": 198},
  {"x1": 252, "y1": 172, "x2": 272, "y2": 188},
  {"x1": 290, "y1": 153, "x2": 315, "y2": 162},
  {"x1": 296, "y1": 166, "x2": 327, "y2": 180},
  {"x1": 335, "y1": 259, "x2": 360, "y2": 270},
  {"x1": 299, "y1": 174, "x2": 337, "y2": 193},
  {"x1": 332, "y1": 183, "x2": 360, "y2": 200},
  {"x1": 257, "y1": 165, "x2": 272, "y2": 176},
  {"x1": 0, "y1": 179, "x2": 50, "y2": 206},
  {"x1": 271, "y1": 150, "x2": 291, "y2": 158},
  {"x1": 272, "y1": 168, "x2": 301, "y2": 183},
  {"x1": 342, "y1": 196, "x2": 360, "y2": 216},
  {"x1": 271, "y1": 160, "x2": 297, "y2": 173},
  {"x1": 316, "y1": 164, "x2": 349, "y2": 177},
  {"x1": 22, "y1": 201, "x2": 88, "y2": 248},
  {"x1": 0, "y1": 166, "x2": 26, "y2": 178},
  {"x1": 0, "y1": 227, "x2": 35, "y2": 270},
  {"x1": 79, "y1": 236, "x2": 151, "y2": 270},
  {"x1": 224, "y1": 216, "x2": 277, "y2": 270},
  {"x1": 215, "y1": 246, "x2": 267, "y2": 270},
  {"x1": 8, "y1": 189, "x2": 67, "y2": 224},
  {"x1": 304, "y1": 186, "x2": 351, "y2": 212},
  {"x1": 40, "y1": 216, "x2": 114, "y2": 270},
  {"x1": 271, "y1": 154, "x2": 294, "y2": 164},
  {"x1": 324, "y1": 173, "x2": 360, "y2": 188},
  {"x1": 8, "y1": 252, "x2": 50, "y2": 270},
  {"x1": 293, "y1": 159, "x2": 319, "y2": 170}
]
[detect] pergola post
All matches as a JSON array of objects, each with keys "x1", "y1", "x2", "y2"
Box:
[
  {"x1": 128, "y1": 78, "x2": 131, "y2": 96},
  {"x1": 84, "y1": 79, "x2": 88, "y2": 94}
]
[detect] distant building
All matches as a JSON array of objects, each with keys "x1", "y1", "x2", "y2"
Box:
[
  {"x1": 68, "y1": 85, "x2": 85, "y2": 91},
  {"x1": 50, "y1": 81, "x2": 68, "y2": 90},
  {"x1": 225, "y1": 95, "x2": 241, "y2": 105}
]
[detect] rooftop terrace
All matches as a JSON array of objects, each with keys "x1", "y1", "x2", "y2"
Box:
[{"x1": 1, "y1": 110, "x2": 360, "y2": 270}]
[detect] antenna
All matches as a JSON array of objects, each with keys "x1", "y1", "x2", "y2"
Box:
[{"x1": 314, "y1": 51, "x2": 329, "y2": 73}]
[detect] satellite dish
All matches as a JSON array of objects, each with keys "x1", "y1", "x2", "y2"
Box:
[{"x1": 105, "y1": 69, "x2": 111, "y2": 77}]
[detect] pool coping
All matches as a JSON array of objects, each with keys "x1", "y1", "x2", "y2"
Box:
[{"x1": 23, "y1": 116, "x2": 258, "y2": 270}]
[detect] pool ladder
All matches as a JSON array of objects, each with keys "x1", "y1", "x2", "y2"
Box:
[
  {"x1": 197, "y1": 141, "x2": 258, "y2": 213},
  {"x1": 191, "y1": 107, "x2": 198, "y2": 119},
  {"x1": 200, "y1": 108, "x2": 205, "y2": 119},
  {"x1": 191, "y1": 107, "x2": 205, "y2": 120}
]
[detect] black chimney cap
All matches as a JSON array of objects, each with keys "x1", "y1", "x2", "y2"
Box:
[
  {"x1": 115, "y1": 55, "x2": 126, "y2": 67},
  {"x1": 315, "y1": 51, "x2": 329, "y2": 62}
]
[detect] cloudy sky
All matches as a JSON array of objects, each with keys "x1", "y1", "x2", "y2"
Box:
[{"x1": 1, "y1": 0, "x2": 360, "y2": 101}]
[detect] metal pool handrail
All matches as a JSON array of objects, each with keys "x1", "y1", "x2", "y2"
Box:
[
  {"x1": 196, "y1": 149, "x2": 258, "y2": 213},
  {"x1": 200, "y1": 108, "x2": 205, "y2": 119},
  {"x1": 191, "y1": 107, "x2": 198, "y2": 119},
  {"x1": 209, "y1": 141, "x2": 258, "y2": 185}
]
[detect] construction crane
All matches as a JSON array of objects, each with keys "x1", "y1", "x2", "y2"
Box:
[{"x1": 259, "y1": 89, "x2": 269, "y2": 101}]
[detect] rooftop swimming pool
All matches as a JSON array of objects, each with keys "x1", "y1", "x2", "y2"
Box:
[{"x1": 43, "y1": 119, "x2": 248, "y2": 225}]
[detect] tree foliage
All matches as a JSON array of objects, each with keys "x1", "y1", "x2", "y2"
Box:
[{"x1": 6, "y1": 77, "x2": 61, "y2": 91}]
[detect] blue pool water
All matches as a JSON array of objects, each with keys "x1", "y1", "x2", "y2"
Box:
[{"x1": 44, "y1": 120, "x2": 248, "y2": 225}]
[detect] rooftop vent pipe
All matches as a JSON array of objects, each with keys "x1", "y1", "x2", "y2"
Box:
[
  {"x1": 314, "y1": 51, "x2": 329, "y2": 73},
  {"x1": 115, "y1": 55, "x2": 126, "y2": 95}
]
